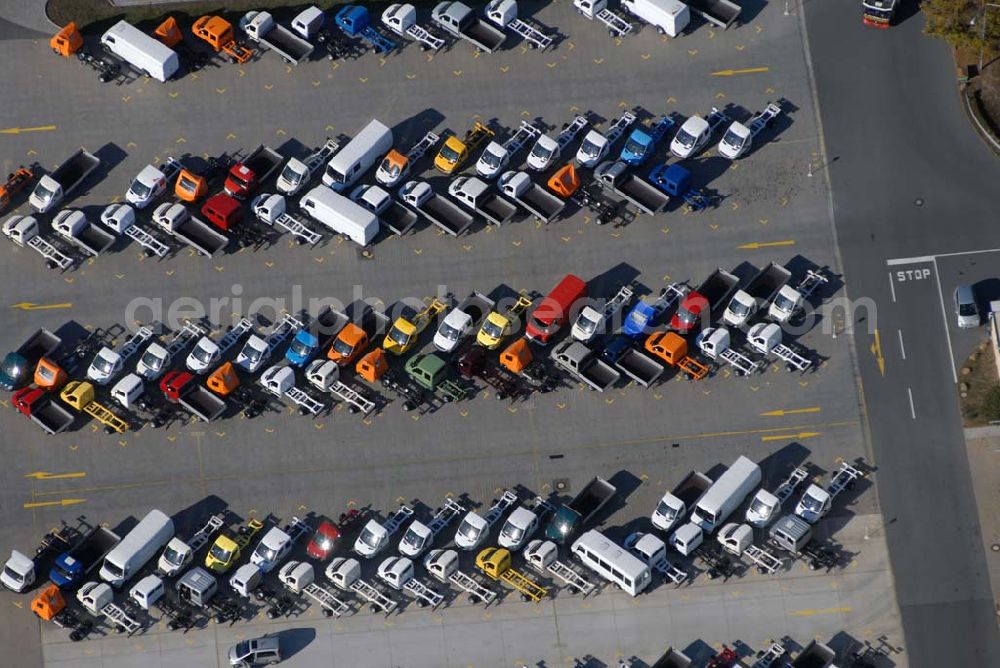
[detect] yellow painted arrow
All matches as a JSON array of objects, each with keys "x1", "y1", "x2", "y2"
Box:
[
  {"x1": 760, "y1": 407, "x2": 821, "y2": 417},
  {"x1": 870, "y1": 329, "x2": 885, "y2": 376},
  {"x1": 0, "y1": 125, "x2": 57, "y2": 135},
  {"x1": 10, "y1": 301, "x2": 74, "y2": 311},
  {"x1": 24, "y1": 471, "x2": 86, "y2": 481},
  {"x1": 761, "y1": 431, "x2": 821, "y2": 442},
  {"x1": 23, "y1": 498, "x2": 86, "y2": 509},
  {"x1": 738, "y1": 240, "x2": 795, "y2": 250},
  {"x1": 711, "y1": 67, "x2": 770, "y2": 77}
]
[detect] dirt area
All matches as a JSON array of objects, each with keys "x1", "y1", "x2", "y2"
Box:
[{"x1": 959, "y1": 337, "x2": 1000, "y2": 427}]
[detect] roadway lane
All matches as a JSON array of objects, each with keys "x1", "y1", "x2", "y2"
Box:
[{"x1": 805, "y1": 1, "x2": 1000, "y2": 664}]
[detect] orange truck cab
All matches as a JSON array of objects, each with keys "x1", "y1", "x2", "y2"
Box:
[
  {"x1": 547, "y1": 164, "x2": 580, "y2": 198},
  {"x1": 500, "y1": 338, "x2": 533, "y2": 374},
  {"x1": 50, "y1": 23, "x2": 83, "y2": 57},
  {"x1": 34, "y1": 358, "x2": 68, "y2": 391},
  {"x1": 0, "y1": 167, "x2": 36, "y2": 212},
  {"x1": 192, "y1": 16, "x2": 253, "y2": 63},
  {"x1": 32, "y1": 584, "x2": 66, "y2": 621},
  {"x1": 644, "y1": 331, "x2": 708, "y2": 380},
  {"x1": 525, "y1": 274, "x2": 587, "y2": 345},
  {"x1": 201, "y1": 193, "x2": 242, "y2": 231},
  {"x1": 207, "y1": 361, "x2": 240, "y2": 396},
  {"x1": 356, "y1": 348, "x2": 389, "y2": 383},
  {"x1": 154, "y1": 17, "x2": 183, "y2": 48},
  {"x1": 328, "y1": 323, "x2": 368, "y2": 366},
  {"x1": 175, "y1": 168, "x2": 208, "y2": 202}
]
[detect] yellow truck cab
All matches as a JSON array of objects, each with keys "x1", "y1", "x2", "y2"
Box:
[
  {"x1": 205, "y1": 519, "x2": 264, "y2": 573},
  {"x1": 434, "y1": 123, "x2": 493, "y2": 175},
  {"x1": 59, "y1": 380, "x2": 129, "y2": 433},
  {"x1": 383, "y1": 299, "x2": 447, "y2": 355},
  {"x1": 476, "y1": 295, "x2": 532, "y2": 350}
]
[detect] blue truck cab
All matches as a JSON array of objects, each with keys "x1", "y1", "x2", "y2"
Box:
[
  {"x1": 619, "y1": 116, "x2": 675, "y2": 166},
  {"x1": 285, "y1": 329, "x2": 318, "y2": 367},
  {"x1": 335, "y1": 5, "x2": 398, "y2": 52},
  {"x1": 49, "y1": 526, "x2": 120, "y2": 588},
  {"x1": 286, "y1": 307, "x2": 346, "y2": 368}
]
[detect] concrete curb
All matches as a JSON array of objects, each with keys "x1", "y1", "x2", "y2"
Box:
[
  {"x1": 964, "y1": 425, "x2": 1000, "y2": 439},
  {"x1": 964, "y1": 90, "x2": 1000, "y2": 156}
]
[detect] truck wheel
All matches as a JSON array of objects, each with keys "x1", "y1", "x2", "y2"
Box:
[
  {"x1": 469, "y1": 594, "x2": 480, "y2": 604},
  {"x1": 322, "y1": 608, "x2": 333, "y2": 617},
  {"x1": 520, "y1": 593, "x2": 530, "y2": 602},
  {"x1": 657, "y1": 26, "x2": 665, "y2": 35}
]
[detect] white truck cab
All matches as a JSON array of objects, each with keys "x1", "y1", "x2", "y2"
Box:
[
  {"x1": 87, "y1": 347, "x2": 122, "y2": 385},
  {"x1": 230, "y1": 563, "x2": 262, "y2": 597},
  {"x1": 434, "y1": 309, "x2": 472, "y2": 352},
  {"x1": 251, "y1": 526, "x2": 294, "y2": 573},
  {"x1": 670, "y1": 115, "x2": 709, "y2": 159},
  {"x1": 576, "y1": 130, "x2": 609, "y2": 168},
  {"x1": 129, "y1": 574, "x2": 164, "y2": 610},
  {"x1": 1, "y1": 550, "x2": 35, "y2": 592},
  {"x1": 158, "y1": 537, "x2": 194, "y2": 577},
  {"x1": 353, "y1": 520, "x2": 389, "y2": 558},
  {"x1": 746, "y1": 490, "x2": 780, "y2": 527},
  {"x1": 476, "y1": 141, "x2": 509, "y2": 179},
  {"x1": 526, "y1": 134, "x2": 559, "y2": 171},
  {"x1": 497, "y1": 506, "x2": 539, "y2": 551},
  {"x1": 454, "y1": 512, "x2": 488, "y2": 550},
  {"x1": 187, "y1": 337, "x2": 220, "y2": 373},
  {"x1": 110, "y1": 373, "x2": 145, "y2": 410},
  {"x1": 795, "y1": 484, "x2": 831, "y2": 524},
  {"x1": 126, "y1": 160, "x2": 180, "y2": 209},
  {"x1": 236, "y1": 335, "x2": 269, "y2": 374},
  {"x1": 669, "y1": 522, "x2": 703, "y2": 556}
]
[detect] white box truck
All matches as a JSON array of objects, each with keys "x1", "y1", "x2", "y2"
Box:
[
  {"x1": 100, "y1": 21, "x2": 179, "y2": 82},
  {"x1": 300, "y1": 186, "x2": 379, "y2": 246},
  {"x1": 322, "y1": 119, "x2": 393, "y2": 192},
  {"x1": 621, "y1": 0, "x2": 690, "y2": 37}
]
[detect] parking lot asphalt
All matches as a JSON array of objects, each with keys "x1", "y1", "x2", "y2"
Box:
[{"x1": 0, "y1": 2, "x2": 907, "y2": 666}]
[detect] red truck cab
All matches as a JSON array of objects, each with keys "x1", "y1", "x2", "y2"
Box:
[
  {"x1": 671, "y1": 292, "x2": 708, "y2": 333},
  {"x1": 12, "y1": 386, "x2": 44, "y2": 416},
  {"x1": 306, "y1": 520, "x2": 341, "y2": 560},
  {"x1": 160, "y1": 370, "x2": 194, "y2": 402},
  {"x1": 224, "y1": 163, "x2": 256, "y2": 199},
  {"x1": 201, "y1": 193, "x2": 242, "y2": 232},
  {"x1": 525, "y1": 274, "x2": 587, "y2": 345}
]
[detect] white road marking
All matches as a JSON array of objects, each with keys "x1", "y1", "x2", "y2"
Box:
[
  {"x1": 907, "y1": 387, "x2": 916, "y2": 419},
  {"x1": 886, "y1": 256, "x2": 934, "y2": 266},
  {"x1": 888, "y1": 272, "x2": 896, "y2": 303},
  {"x1": 897, "y1": 329, "x2": 906, "y2": 360},
  {"x1": 930, "y1": 257, "x2": 959, "y2": 383}
]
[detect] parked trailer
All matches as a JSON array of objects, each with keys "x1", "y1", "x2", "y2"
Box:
[
  {"x1": 336, "y1": 5, "x2": 398, "y2": 53},
  {"x1": 746, "y1": 322, "x2": 813, "y2": 372},
  {"x1": 485, "y1": 0, "x2": 553, "y2": 50},
  {"x1": 2, "y1": 215, "x2": 73, "y2": 269},
  {"x1": 153, "y1": 203, "x2": 228, "y2": 257},
  {"x1": 685, "y1": 0, "x2": 740, "y2": 28},
  {"x1": 225, "y1": 145, "x2": 283, "y2": 199},
  {"x1": 351, "y1": 184, "x2": 419, "y2": 236},
  {"x1": 400, "y1": 180, "x2": 473, "y2": 236},
  {"x1": 276, "y1": 138, "x2": 340, "y2": 196},
  {"x1": 523, "y1": 539, "x2": 596, "y2": 595},
  {"x1": 424, "y1": 549, "x2": 497, "y2": 605},
  {"x1": 50, "y1": 526, "x2": 121, "y2": 588},
  {"x1": 279, "y1": 561, "x2": 350, "y2": 617},
  {"x1": 544, "y1": 476, "x2": 616, "y2": 543},
  {"x1": 593, "y1": 161, "x2": 668, "y2": 215},
  {"x1": 52, "y1": 209, "x2": 114, "y2": 257},
  {"x1": 382, "y1": 3, "x2": 446, "y2": 51},
  {"x1": 718, "y1": 102, "x2": 782, "y2": 159},
  {"x1": 696, "y1": 326, "x2": 762, "y2": 376},
  {"x1": 160, "y1": 371, "x2": 227, "y2": 422},
  {"x1": 601, "y1": 337, "x2": 664, "y2": 387},
  {"x1": 550, "y1": 340, "x2": 620, "y2": 392},
  {"x1": 432, "y1": 1, "x2": 507, "y2": 53},
  {"x1": 29, "y1": 148, "x2": 101, "y2": 213},
  {"x1": 1, "y1": 327, "x2": 61, "y2": 391},
  {"x1": 671, "y1": 268, "x2": 740, "y2": 333},
  {"x1": 621, "y1": 0, "x2": 690, "y2": 37},
  {"x1": 241, "y1": 11, "x2": 314, "y2": 64},
  {"x1": 573, "y1": 0, "x2": 633, "y2": 38},
  {"x1": 100, "y1": 204, "x2": 170, "y2": 258},
  {"x1": 13, "y1": 387, "x2": 75, "y2": 435},
  {"x1": 498, "y1": 171, "x2": 564, "y2": 223},
  {"x1": 325, "y1": 557, "x2": 397, "y2": 615},
  {"x1": 252, "y1": 193, "x2": 322, "y2": 245}
]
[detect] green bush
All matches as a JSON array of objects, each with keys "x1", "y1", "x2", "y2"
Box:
[{"x1": 979, "y1": 384, "x2": 1000, "y2": 421}]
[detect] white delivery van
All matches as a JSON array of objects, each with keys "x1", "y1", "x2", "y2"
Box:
[
  {"x1": 322, "y1": 119, "x2": 393, "y2": 191},
  {"x1": 100, "y1": 21, "x2": 179, "y2": 82},
  {"x1": 300, "y1": 186, "x2": 379, "y2": 246},
  {"x1": 99, "y1": 509, "x2": 174, "y2": 587},
  {"x1": 571, "y1": 529, "x2": 651, "y2": 597},
  {"x1": 690, "y1": 456, "x2": 762, "y2": 534},
  {"x1": 621, "y1": 0, "x2": 690, "y2": 37}
]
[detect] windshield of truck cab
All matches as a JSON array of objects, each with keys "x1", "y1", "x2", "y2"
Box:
[
  {"x1": 623, "y1": 137, "x2": 645, "y2": 157},
  {"x1": 500, "y1": 523, "x2": 524, "y2": 543},
  {"x1": 577, "y1": 314, "x2": 599, "y2": 334},
  {"x1": 438, "y1": 323, "x2": 460, "y2": 342},
  {"x1": 140, "y1": 351, "x2": 162, "y2": 371},
  {"x1": 959, "y1": 302, "x2": 977, "y2": 316},
  {"x1": 178, "y1": 175, "x2": 198, "y2": 192},
  {"x1": 675, "y1": 130, "x2": 696, "y2": 149},
  {"x1": 749, "y1": 498, "x2": 773, "y2": 517},
  {"x1": 676, "y1": 308, "x2": 697, "y2": 327},
  {"x1": 331, "y1": 337, "x2": 354, "y2": 357},
  {"x1": 93, "y1": 354, "x2": 115, "y2": 375},
  {"x1": 401, "y1": 529, "x2": 424, "y2": 551},
  {"x1": 773, "y1": 293, "x2": 794, "y2": 313},
  {"x1": 326, "y1": 164, "x2": 347, "y2": 184},
  {"x1": 103, "y1": 560, "x2": 124, "y2": 579},
  {"x1": 209, "y1": 544, "x2": 232, "y2": 563},
  {"x1": 34, "y1": 184, "x2": 56, "y2": 201},
  {"x1": 729, "y1": 300, "x2": 751, "y2": 317},
  {"x1": 439, "y1": 145, "x2": 460, "y2": 164},
  {"x1": 36, "y1": 364, "x2": 56, "y2": 383},
  {"x1": 655, "y1": 500, "x2": 674, "y2": 520},
  {"x1": 388, "y1": 326, "x2": 410, "y2": 347},
  {"x1": 1, "y1": 353, "x2": 24, "y2": 378},
  {"x1": 129, "y1": 181, "x2": 152, "y2": 199},
  {"x1": 192, "y1": 346, "x2": 214, "y2": 365},
  {"x1": 722, "y1": 129, "x2": 745, "y2": 150},
  {"x1": 163, "y1": 545, "x2": 184, "y2": 566},
  {"x1": 481, "y1": 149, "x2": 502, "y2": 169},
  {"x1": 627, "y1": 310, "x2": 649, "y2": 329},
  {"x1": 801, "y1": 495, "x2": 823, "y2": 514},
  {"x1": 457, "y1": 519, "x2": 481, "y2": 542},
  {"x1": 530, "y1": 143, "x2": 553, "y2": 161},
  {"x1": 358, "y1": 527, "x2": 380, "y2": 550},
  {"x1": 290, "y1": 338, "x2": 311, "y2": 356},
  {"x1": 580, "y1": 138, "x2": 602, "y2": 158},
  {"x1": 2, "y1": 566, "x2": 23, "y2": 583},
  {"x1": 481, "y1": 320, "x2": 503, "y2": 340},
  {"x1": 380, "y1": 159, "x2": 400, "y2": 179},
  {"x1": 256, "y1": 546, "x2": 277, "y2": 562},
  {"x1": 245, "y1": 346, "x2": 263, "y2": 364},
  {"x1": 280, "y1": 165, "x2": 302, "y2": 186}
]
